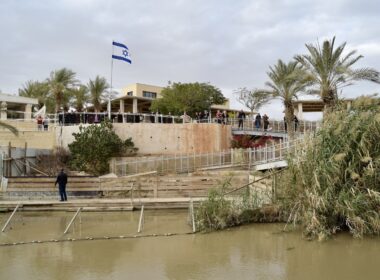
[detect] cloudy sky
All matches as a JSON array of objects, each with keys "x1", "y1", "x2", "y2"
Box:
[{"x1": 1, "y1": 0, "x2": 379, "y2": 119}]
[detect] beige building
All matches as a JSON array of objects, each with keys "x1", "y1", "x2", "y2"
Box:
[
  {"x1": 111, "y1": 83, "x2": 241, "y2": 116},
  {"x1": 0, "y1": 93, "x2": 38, "y2": 120},
  {"x1": 111, "y1": 83, "x2": 164, "y2": 114}
]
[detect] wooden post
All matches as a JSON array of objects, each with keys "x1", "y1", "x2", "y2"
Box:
[
  {"x1": 8, "y1": 142, "x2": 11, "y2": 177},
  {"x1": 24, "y1": 142, "x2": 27, "y2": 175},
  {"x1": 2, "y1": 204, "x2": 20, "y2": 232},
  {"x1": 64, "y1": 207, "x2": 82, "y2": 234},
  {"x1": 137, "y1": 205, "x2": 145, "y2": 233}
]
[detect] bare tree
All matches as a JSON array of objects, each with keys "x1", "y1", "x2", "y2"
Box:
[{"x1": 233, "y1": 87, "x2": 270, "y2": 114}]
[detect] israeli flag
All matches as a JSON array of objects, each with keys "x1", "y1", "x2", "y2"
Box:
[{"x1": 112, "y1": 41, "x2": 132, "y2": 64}]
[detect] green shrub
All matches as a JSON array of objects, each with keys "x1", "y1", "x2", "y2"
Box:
[{"x1": 68, "y1": 121, "x2": 137, "y2": 175}]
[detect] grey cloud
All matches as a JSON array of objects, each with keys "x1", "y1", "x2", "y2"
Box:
[{"x1": 0, "y1": 0, "x2": 379, "y2": 120}]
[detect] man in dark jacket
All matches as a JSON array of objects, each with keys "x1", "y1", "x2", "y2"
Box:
[
  {"x1": 55, "y1": 169, "x2": 68, "y2": 201},
  {"x1": 238, "y1": 110, "x2": 246, "y2": 129}
]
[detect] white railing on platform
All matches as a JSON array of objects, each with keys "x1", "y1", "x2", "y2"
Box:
[
  {"x1": 229, "y1": 118, "x2": 320, "y2": 134},
  {"x1": 113, "y1": 137, "x2": 304, "y2": 176},
  {"x1": 249, "y1": 138, "x2": 303, "y2": 165},
  {"x1": 112, "y1": 150, "x2": 237, "y2": 176}
]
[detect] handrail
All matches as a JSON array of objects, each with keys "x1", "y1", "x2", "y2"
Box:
[
  {"x1": 2, "y1": 204, "x2": 20, "y2": 232},
  {"x1": 13, "y1": 158, "x2": 49, "y2": 176},
  {"x1": 63, "y1": 207, "x2": 82, "y2": 235},
  {"x1": 223, "y1": 169, "x2": 285, "y2": 196},
  {"x1": 137, "y1": 205, "x2": 144, "y2": 233},
  {"x1": 189, "y1": 199, "x2": 196, "y2": 232}
]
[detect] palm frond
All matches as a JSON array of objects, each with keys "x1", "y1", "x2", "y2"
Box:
[{"x1": 0, "y1": 121, "x2": 18, "y2": 136}]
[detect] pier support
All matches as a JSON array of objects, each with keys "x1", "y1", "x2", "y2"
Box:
[
  {"x1": 2, "y1": 204, "x2": 20, "y2": 232},
  {"x1": 63, "y1": 207, "x2": 82, "y2": 235}
]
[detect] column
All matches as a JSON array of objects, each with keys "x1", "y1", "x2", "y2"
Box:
[
  {"x1": 132, "y1": 98, "x2": 138, "y2": 113},
  {"x1": 119, "y1": 99, "x2": 125, "y2": 113},
  {"x1": 24, "y1": 104, "x2": 32, "y2": 120},
  {"x1": 0, "y1": 101, "x2": 7, "y2": 120},
  {"x1": 297, "y1": 102, "x2": 303, "y2": 120}
]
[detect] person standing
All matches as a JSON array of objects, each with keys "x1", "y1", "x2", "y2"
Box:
[
  {"x1": 255, "y1": 113, "x2": 262, "y2": 130},
  {"x1": 43, "y1": 116, "x2": 49, "y2": 131},
  {"x1": 55, "y1": 169, "x2": 68, "y2": 201},
  {"x1": 36, "y1": 115, "x2": 43, "y2": 131},
  {"x1": 238, "y1": 110, "x2": 246, "y2": 129},
  {"x1": 294, "y1": 115, "x2": 299, "y2": 131},
  {"x1": 263, "y1": 114, "x2": 269, "y2": 131}
]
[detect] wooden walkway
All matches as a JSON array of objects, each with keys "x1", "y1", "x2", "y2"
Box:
[{"x1": 0, "y1": 197, "x2": 207, "y2": 212}]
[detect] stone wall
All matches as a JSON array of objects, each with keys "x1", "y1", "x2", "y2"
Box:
[
  {"x1": 59, "y1": 123, "x2": 232, "y2": 155},
  {"x1": 1, "y1": 122, "x2": 232, "y2": 155}
]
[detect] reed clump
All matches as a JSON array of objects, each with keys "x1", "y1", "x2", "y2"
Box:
[
  {"x1": 195, "y1": 178, "x2": 281, "y2": 231},
  {"x1": 282, "y1": 96, "x2": 380, "y2": 240}
]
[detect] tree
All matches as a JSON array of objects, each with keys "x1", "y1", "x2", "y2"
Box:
[
  {"x1": 68, "y1": 121, "x2": 137, "y2": 175},
  {"x1": 70, "y1": 85, "x2": 89, "y2": 112},
  {"x1": 233, "y1": 87, "x2": 270, "y2": 113},
  {"x1": 295, "y1": 37, "x2": 380, "y2": 112},
  {"x1": 150, "y1": 82, "x2": 227, "y2": 117},
  {"x1": 255, "y1": 60, "x2": 307, "y2": 139},
  {"x1": 19, "y1": 80, "x2": 55, "y2": 113},
  {"x1": 48, "y1": 68, "x2": 77, "y2": 112},
  {"x1": 88, "y1": 76, "x2": 108, "y2": 112}
]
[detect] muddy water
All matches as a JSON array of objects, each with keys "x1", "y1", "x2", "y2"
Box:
[{"x1": 1, "y1": 210, "x2": 380, "y2": 280}]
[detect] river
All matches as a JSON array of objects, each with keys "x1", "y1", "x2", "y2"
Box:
[{"x1": 0, "y1": 210, "x2": 379, "y2": 279}]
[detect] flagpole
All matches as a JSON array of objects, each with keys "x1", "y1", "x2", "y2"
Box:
[{"x1": 109, "y1": 42, "x2": 114, "y2": 119}]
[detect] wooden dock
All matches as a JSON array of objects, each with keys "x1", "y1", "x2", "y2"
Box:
[{"x1": 0, "y1": 197, "x2": 207, "y2": 212}]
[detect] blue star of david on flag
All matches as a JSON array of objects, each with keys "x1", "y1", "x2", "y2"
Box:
[{"x1": 112, "y1": 41, "x2": 132, "y2": 64}]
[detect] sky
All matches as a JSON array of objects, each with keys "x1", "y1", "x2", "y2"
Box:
[{"x1": 1, "y1": 0, "x2": 379, "y2": 120}]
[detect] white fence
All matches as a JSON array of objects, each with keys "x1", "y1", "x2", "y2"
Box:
[
  {"x1": 111, "y1": 138, "x2": 303, "y2": 176},
  {"x1": 229, "y1": 118, "x2": 320, "y2": 134},
  {"x1": 111, "y1": 150, "x2": 242, "y2": 176}
]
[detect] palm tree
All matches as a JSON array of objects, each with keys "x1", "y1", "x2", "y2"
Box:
[
  {"x1": 18, "y1": 80, "x2": 55, "y2": 113},
  {"x1": 70, "y1": 85, "x2": 89, "y2": 112},
  {"x1": 88, "y1": 76, "x2": 108, "y2": 112},
  {"x1": 295, "y1": 37, "x2": 380, "y2": 112},
  {"x1": 48, "y1": 68, "x2": 77, "y2": 112},
  {"x1": 255, "y1": 60, "x2": 307, "y2": 139}
]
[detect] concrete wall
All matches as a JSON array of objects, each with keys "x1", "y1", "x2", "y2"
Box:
[
  {"x1": 59, "y1": 123, "x2": 232, "y2": 155},
  {"x1": 0, "y1": 130, "x2": 56, "y2": 150}
]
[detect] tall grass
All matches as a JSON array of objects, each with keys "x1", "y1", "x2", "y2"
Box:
[
  {"x1": 195, "y1": 177, "x2": 281, "y2": 231},
  {"x1": 282, "y1": 96, "x2": 380, "y2": 240}
]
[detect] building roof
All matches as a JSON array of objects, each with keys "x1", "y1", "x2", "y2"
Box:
[
  {"x1": 292, "y1": 98, "x2": 354, "y2": 112},
  {"x1": 0, "y1": 93, "x2": 38, "y2": 105}
]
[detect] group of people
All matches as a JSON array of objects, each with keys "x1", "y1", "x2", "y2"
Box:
[
  {"x1": 284, "y1": 115, "x2": 299, "y2": 131},
  {"x1": 237, "y1": 110, "x2": 271, "y2": 131},
  {"x1": 215, "y1": 110, "x2": 228, "y2": 124},
  {"x1": 36, "y1": 115, "x2": 49, "y2": 131},
  {"x1": 194, "y1": 110, "x2": 211, "y2": 123}
]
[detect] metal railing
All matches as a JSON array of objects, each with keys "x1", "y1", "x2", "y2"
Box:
[
  {"x1": 229, "y1": 118, "x2": 320, "y2": 134},
  {"x1": 112, "y1": 150, "x2": 239, "y2": 176},
  {"x1": 1, "y1": 109, "x2": 321, "y2": 136},
  {"x1": 0, "y1": 111, "x2": 194, "y2": 130},
  {"x1": 249, "y1": 138, "x2": 303, "y2": 165},
  {"x1": 113, "y1": 137, "x2": 304, "y2": 176}
]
